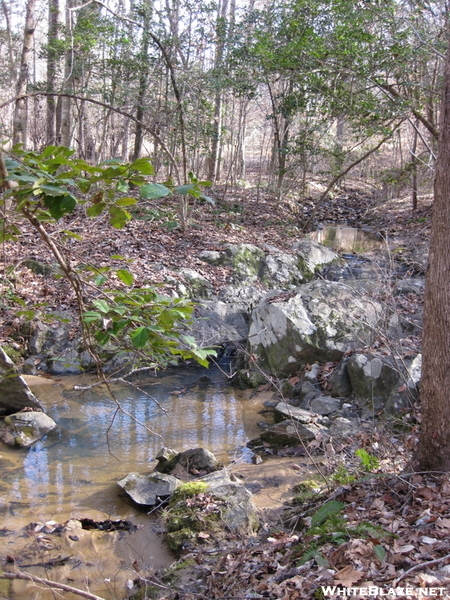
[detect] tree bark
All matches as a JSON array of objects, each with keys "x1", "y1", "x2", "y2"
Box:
[
  {"x1": 60, "y1": 0, "x2": 75, "y2": 146},
  {"x1": 132, "y1": 1, "x2": 152, "y2": 161},
  {"x1": 208, "y1": 0, "x2": 229, "y2": 184},
  {"x1": 46, "y1": 0, "x2": 59, "y2": 145},
  {"x1": 13, "y1": 0, "x2": 36, "y2": 148},
  {"x1": 412, "y1": 36, "x2": 450, "y2": 472}
]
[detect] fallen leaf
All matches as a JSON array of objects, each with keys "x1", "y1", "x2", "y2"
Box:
[{"x1": 334, "y1": 565, "x2": 365, "y2": 587}]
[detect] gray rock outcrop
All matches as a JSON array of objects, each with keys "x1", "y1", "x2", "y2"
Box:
[{"x1": 248, "y1": 281, "x2": 384, "y2": 375}]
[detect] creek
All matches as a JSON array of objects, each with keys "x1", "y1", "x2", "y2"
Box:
[{"x1": 0, "y1": 361, "x2": 265, "y2": 600}]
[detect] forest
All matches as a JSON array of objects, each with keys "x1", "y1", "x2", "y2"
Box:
[{"x1": 1, "y1": 0, "x2": 450, "y2": 599}]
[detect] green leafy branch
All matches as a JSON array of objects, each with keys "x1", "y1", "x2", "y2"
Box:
[{"x1": 0, "y1": 145, "x2": 216, "y2": 371}]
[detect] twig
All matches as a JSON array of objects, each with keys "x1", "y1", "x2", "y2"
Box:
[
  {"x1": 394, "y1": 551, "x2": 450, "y2": 585},
  {"x1": 0, "y1": 571, "x2": 106, "y2": 600}
]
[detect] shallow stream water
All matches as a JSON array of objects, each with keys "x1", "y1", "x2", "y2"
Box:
[
  {"x1": 310, "y1": 226, "x2": 386, "y2": 253},
  {"x1": 0, "y1": 362, "x2": 264, "y2": 599}
]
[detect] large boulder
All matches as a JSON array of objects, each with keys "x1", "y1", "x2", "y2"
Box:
[
  {"x1": 346, "y1": 352, "x2": 421, "y2": 415},
  {"x1": 0, "y1": 347, "x2": 44, "y2": 415},
  {"x1": 0, "y1": 410, "x2": 56, "y2": 447},
  {"x1": 347, "y1": 353, "x2": 400, "y2": 412},
  {"x1": 201, "y1": 471, "x2": 259, "y2": 534},
  {"x1": 190, "y1": 301, "x2": 248, "y2": 346},
  {"x1": 224, "y1": 243, "x2": 266, "y2": 284},
  {"x1": 293, "y1": 239, "x2": 339, "y2": 280},
  {"x1": 347, "y1": 353, "x2": 421, "y2": 414},
  {"x1": 247, "y1": 281, "x2": 384, "y2": 375},
  {"x1": 117, "y1": 472, "x2": 180, "y2": 506},
  {"x1": 164, "y1": 471, "x2": 259, "y2": 553}
]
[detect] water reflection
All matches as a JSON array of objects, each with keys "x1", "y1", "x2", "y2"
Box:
[
  {"x1": 0, "y1": 363, "x2": 259, "y2": 523},
  {"x1": 310, "y1": 226, "x2": 384, "y2": 252}
]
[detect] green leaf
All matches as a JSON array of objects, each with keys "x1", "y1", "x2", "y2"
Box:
[
  {"x1": 131, "y1": 326, "x2": 149, "y2": 348},
  {"x1": 115, "y1": 196, "x2": 137, "y2": 206},
  {"x1": 174, "y1": 183, "x2": 195, "y2": 195},
  {"x1": 200, "y1": 194, "x2": 216, "y2": 205},
  {"x1": 311, "y1": 501, "x2": 345, "y2": 528},
  {"x1": 94, "y1": 274, "x2": 108, "y2": 285},
  {"x1": 109, "y1": 205, "x2": 131, "y2": 228},
  {"x1": 86, "y1": 202, "x2": 106, "y2": 217},
  {"x1": 92, "y1": 299, "x2": 110, "y2": 314},
  {"x1": 63, "y1": 230, "x2": 82, "y2": 240},
  {"x1": 82, "y1": 311, "x2": 102, "y2": 323},
  {"x1": 77, "y1": 178, "x2": 92, "y2": 193},
  {"x1": 43, "y1": 194, "x2": 77, "y2": 219},
  {"x1": 183, "y1": 335, "x2": 197, "y2": 347},
  {"x1": 16, "y1": 309, "x2": 36, "y2": 319},
  {"x1": 140, "y1": 183, "x2": 171, "y2": 199},
  {"x1": 116, "y1": 269, "x2": 134, "y2": 285},
  {"x1": 95, "y1": 330, "x2": 111, "y2": 345},
  {"x1": 373, "y1": 545, "x2": 386, "y2": 563},
  {"x1": 116, "y1": 180, "x2": 129, "y2": 193},
  {"x1": 129, "y1": 158, "x2": 155, "y2": 175}
]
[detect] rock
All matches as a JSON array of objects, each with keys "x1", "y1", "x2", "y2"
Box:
[
  {"x1": 328, "y1": 358, "x2": 353, "y2": 398},
  {"x1": 248, "y1": 418, "x2": 324, "y2": 449},
  {"x1": 0, "y1": 347, "x2": 44, "y2": 415},
  {"x1": 261, "y1": 249, "x2": 305, "y2": 288},
  {"x1": 178, "y1": 268, "x2": 213, "y2": 299},
  {"x1": 200, "y1": 471, "x2": 259, "y2": 534},
  {"x1": 274, "y1": 402, "x2": 319, "y2": 424},
  {"x1": 297, "y1": 380, "x2": 322, "y2": 405},
  {"x1": 328, "y1": 417, "x2": 356, "y2": 439},
  {"x1": 248, "y1": 281, "x2": 384, "y2": 375},
  {"x1": 394, "y1": 277, "x2": 425, "y2": 295},
  {"x1": 232, "y1": 369, "x2": 268, "y2": 390},
  {"x1": 164, "y1": 472, "x2": 259, "y2": 554},
  {"x1": 347, "y1": 353, "x2": 400, "y2": 412},
  {"x1": 117, "y1": 472, "x2": 180, "y2": 506},
  {"x1": 384, "y1": 354, "x2": 421, "y2": 414},
  {"x1": 218, "y1": 284, "x2": 264, "y2": 314},
  {"x1": 224, "y1": 243, "x2": 266, "y2": 284},
  {"x1": 0, "y1": 411, "x2": 56, "y2": 447},
  {"x1": 292, "y1": 239, "x2": 339, "y2": 279},
  {"x1": 198, "y1": 250, "x2": 224, "y2": 265},
  {"x1": 47, "y1": 349, "x2": 83, "y2": 375},
  {"x1": 155, "y1": 447, "x2": 220, "y2": 475},
  {"x1": 190, "y1": 301, "x2": 248, "y2": 346},
  {"x1": 310, "y1": 396, "x2": 342, "y2": 415}
]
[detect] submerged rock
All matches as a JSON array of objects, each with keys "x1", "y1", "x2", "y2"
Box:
[
  {"x1": 0, "y1": 347, "x2": 44, "y2": 415},
  {"x1": 0, "y1": 411, "x2": 56, "y2": 447},
  {"x1": 117, "y1": 472, "x2": 180, "y2": 506}
]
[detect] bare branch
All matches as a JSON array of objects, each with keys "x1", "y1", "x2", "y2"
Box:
[
  {"x1": 0, "y1": 571, "x2": 106, "y2": 600},
  {"x1": 0, "y1": 91, "x2": 181, "y2": 182}
]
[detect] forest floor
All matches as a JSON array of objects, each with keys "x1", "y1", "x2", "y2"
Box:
[{"x1": 2, "y1": 179, "x2": 449, "y2": 600}]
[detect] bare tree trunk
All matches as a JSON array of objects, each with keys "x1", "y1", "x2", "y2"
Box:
[
  {"x1": 1, "y1": 0, "x2": 16, "y2": 80},
  {"x1": 13, "y1": 0, "x2": 36, "y2": 148},
  {"x1": 410, "y1": 120, "x2": 419, "y2": 211},
  {"x1": 132, "y1": 0, "x2": 152, "y2": 161},
  {"x1": 60, "y1": 0, "x2": 75, "y2": 146},
  {"x1": 208, "y1": 0, "x2": 229, "y2": 184},
  {"x1": 412, "y1": 36, "x2": 450, "y2": 472},
  {"x1": 46, "y1": 0, "x2": 59, "y2": 145}
]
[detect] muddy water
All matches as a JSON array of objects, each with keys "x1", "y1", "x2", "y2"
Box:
[{"x1": 0, "y1": 363, "x2": 264, "y2": 600}]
